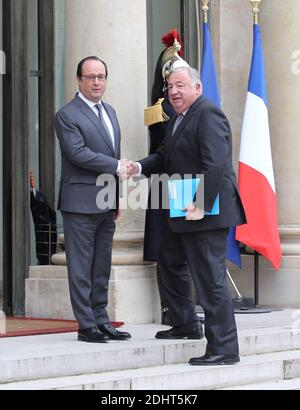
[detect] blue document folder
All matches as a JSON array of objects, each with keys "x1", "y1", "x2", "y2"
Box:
[{"x1": 168, "y1": 178, "x2": 219, "y2": 218}]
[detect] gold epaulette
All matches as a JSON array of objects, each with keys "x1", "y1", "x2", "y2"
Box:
[{"x1": 144, "y1": 98, "x2": 170, "y2": 126}]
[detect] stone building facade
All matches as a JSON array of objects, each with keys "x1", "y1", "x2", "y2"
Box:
[{"x1": 1, "y1": 0, "x2": 300, "y2": 321}]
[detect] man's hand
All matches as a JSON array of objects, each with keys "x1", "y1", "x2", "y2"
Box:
[
  {"x1": 118, "y1": 159, "x2": 140, "y2": 180},
  {"x1": 184, "y1": 204, "x2": 205, "y2": 221},
  {"x1": 126, "y1": 160, "x2": 140, "y2": 178},
  {"x1": 118, "y1": 159, "x2": 129, "y2": 181}
]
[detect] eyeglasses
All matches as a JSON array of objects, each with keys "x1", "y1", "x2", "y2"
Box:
[{"x1": 81, "y1": 74, "x2": 107, "y2": 82}]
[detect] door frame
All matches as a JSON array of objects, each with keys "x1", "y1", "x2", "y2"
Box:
[
  {"x1": 2, "y1": 0, "x2": 55, "y2": 315},
  {"x1": 3, "y1": 0, "x2": 29, "y2": 315},
  {"x1": 38, "y1": 0, "x2": 55, "y2": 209}
]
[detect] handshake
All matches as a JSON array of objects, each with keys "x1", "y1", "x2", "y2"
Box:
[{"x1": 118, "y1": 159, "x2": 140, "y2": 181}]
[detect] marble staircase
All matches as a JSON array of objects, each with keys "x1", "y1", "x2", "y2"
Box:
[{"x1": 1, "y1": 311, "x2": 300, "y2": 390}]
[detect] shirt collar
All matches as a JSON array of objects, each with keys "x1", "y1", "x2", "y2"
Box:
[
  {"x1": 176, "y1": 109, "x2": 188, "y2": 118},
  {"x1": 78, "y1": 92, "x2": 102, "y2": 109},
  {"x1": 181, "y1": 109, "x2": 188, "y2": 116}
]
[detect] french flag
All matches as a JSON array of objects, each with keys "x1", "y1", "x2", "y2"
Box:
[
  {"x1": 236, "y1": 24, "x2": 282, "y2": 270},
  {"x1": 201, "y1": 22, "x2": 241, "y2": 267}
]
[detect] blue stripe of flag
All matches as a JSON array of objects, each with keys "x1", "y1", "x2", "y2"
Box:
[
  {"x1": 201, "y1": 22, "x2": 241, "y2": 268},
  {"x1": 248, "y1": 24, "x2": 268, "y2": 107},
  {"x1": 201, "y1": 23, "x2": 221, "y2": 108}
]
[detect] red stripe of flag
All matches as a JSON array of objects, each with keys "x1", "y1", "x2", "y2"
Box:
[{"x1": 236, "y1": 162, "x2": 282, "y2": 270}]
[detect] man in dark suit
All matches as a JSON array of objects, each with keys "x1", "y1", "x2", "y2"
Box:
[
  {"x1": 55, "y1": 56, "x2": 131, "y2": 343},
  {"x1": 127, "y1": 65, "x2": 246, "y2": 365}
]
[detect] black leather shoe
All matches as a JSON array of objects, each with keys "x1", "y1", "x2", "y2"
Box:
[
  {"x1": 78, "y1": 326, "x2": 109, "y2": 343},
  {"x1": 98, "y1": 323, "x2": 131, "y2": 340},
  {"x1": 155, "y1": 322, "x2": 204, "y2": 340},
  {"x1": 189, "y1": 354, "x2": 240, "y2": 366}
]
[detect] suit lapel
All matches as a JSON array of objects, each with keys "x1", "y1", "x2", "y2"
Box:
[
  {"x1": 165, "y1": 109, "x2": 193, "y2": 165},
  {"x1": 165, "y1": 97, "x2": 204, "y2": 165},
  {"x1": 102, "y1": 102, "x2": 121, "y2": 159},
  {"x1": 75, "y1": 96, "x2": 115, "y2": 155}
]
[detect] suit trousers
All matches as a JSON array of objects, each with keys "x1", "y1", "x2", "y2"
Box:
[
  {"x1": 157, "y1": 227, "x2": 239, "y2": 355},
  {"x1": 62, "y1": 211, "x2": 116, "y2": 329}
]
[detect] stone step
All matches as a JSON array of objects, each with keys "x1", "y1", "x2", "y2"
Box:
[
  {"x1": 52, "y1": 249, "x2": 149, "y2": 266},
  {"x1": 58, "y1": 231, "x2": 145, "y2": 246},
  {"x1": 221, "y1": 377, "x2": 300, "y2": 390},
  {"x1": 27, "y1": 264, "x2": 156, "y2": 280},
  {"x1": 26, "y1": 265, "x2": 160, "y2": 323},
  {"x1": 54, "y1": 231, "x2": 145, "y2": 265},
  {"x1": 28, "y1": 229, "x2": 158, "y2": 324},
  {"x1": 0, "y1": 324, "x2": 299, "y2": 385},
  {"x1": 1, "y1": 349, "x2": 300, "y2": 390}
]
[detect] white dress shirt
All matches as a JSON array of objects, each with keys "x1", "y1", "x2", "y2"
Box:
[
  {"x1": 78, "y1": 92, "x2": 120, "y2": 173},
  {"x1": 78, "y1": 92, "x2": 115, "y2": 150}
]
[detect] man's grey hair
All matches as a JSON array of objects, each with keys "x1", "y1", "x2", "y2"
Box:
[{"x1": 168, "y1": 66, "x2": 202, "y2": 86}]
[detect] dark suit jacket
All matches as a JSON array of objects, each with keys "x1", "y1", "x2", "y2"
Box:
[
  {"x1": 55, "y1": 94, "x2": 121, "y2": 214},
  {"x1": 140, "y1": 95, "x2": 246, "y2": 233}
]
